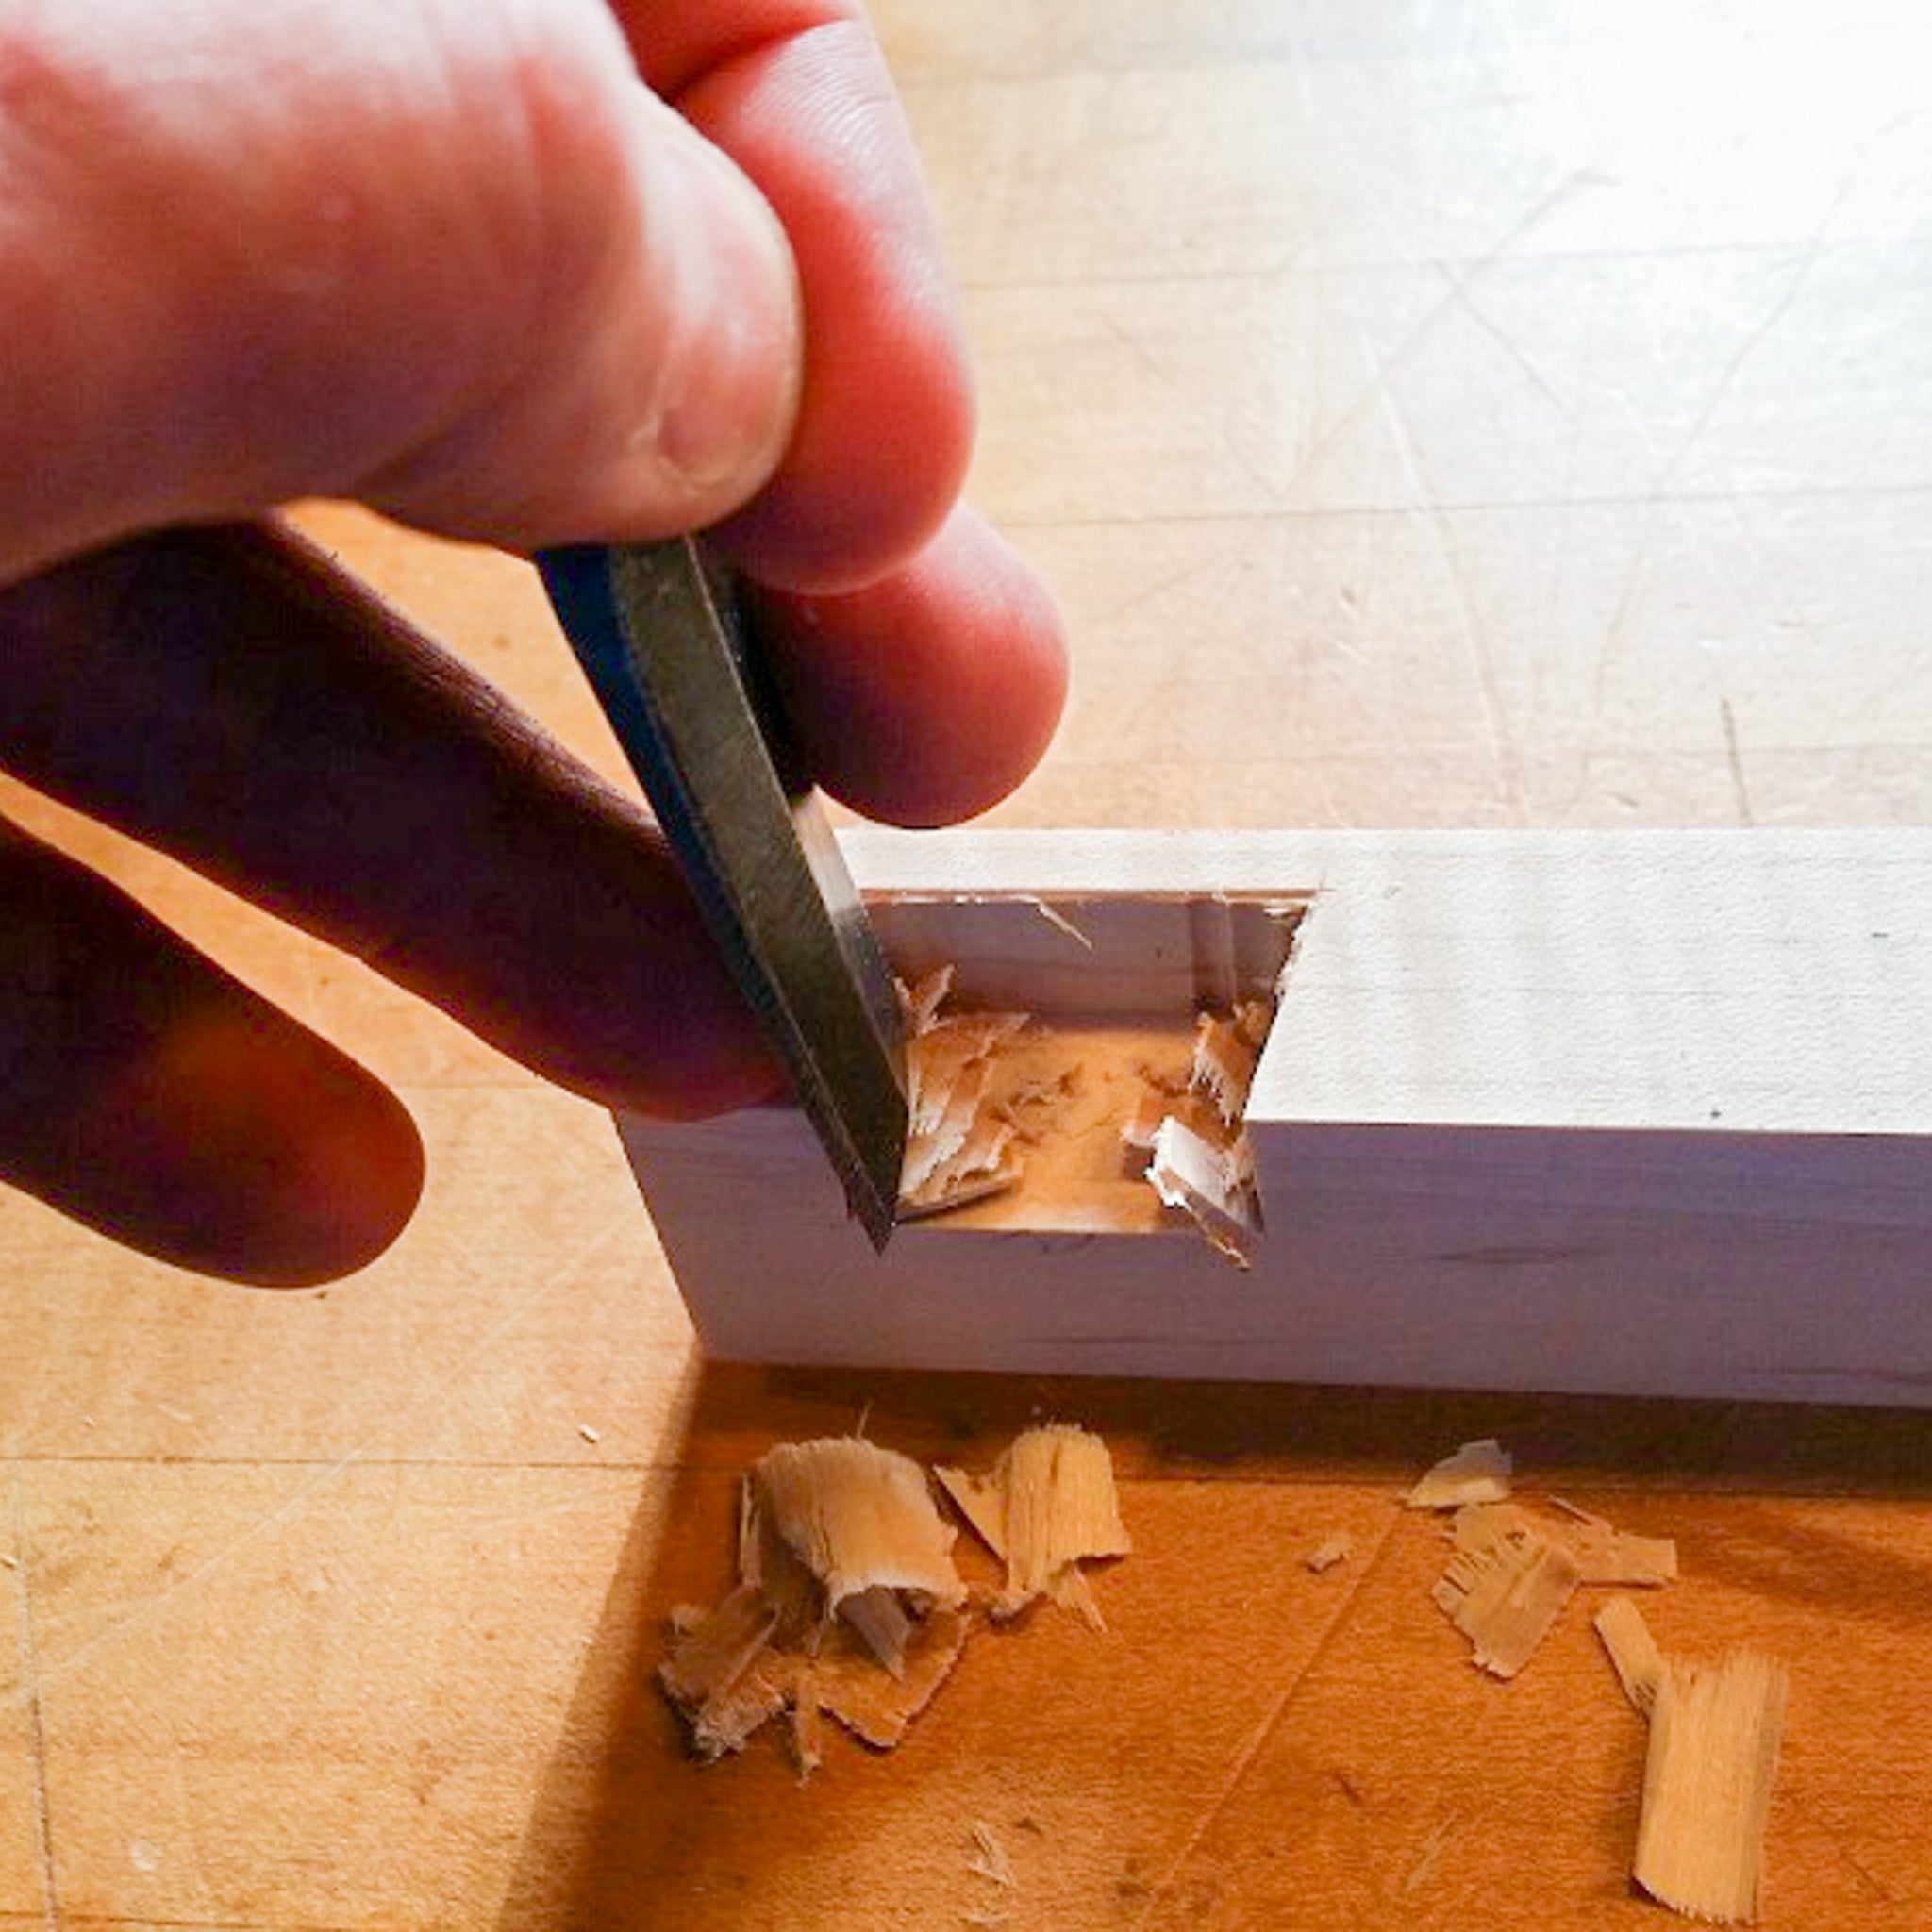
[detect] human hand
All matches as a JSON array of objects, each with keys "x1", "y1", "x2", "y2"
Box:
[{"x1": 0, "y1": 0, "x2": 1067, "y2": 1285}]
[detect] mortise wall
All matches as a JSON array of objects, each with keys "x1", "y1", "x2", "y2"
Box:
[{"x1": 866, "y1": 890, "x2": 1304, "y2": 1021}]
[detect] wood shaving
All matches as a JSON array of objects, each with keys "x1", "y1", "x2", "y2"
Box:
[
  {"x1": 798, "y1": 1605, "x2": 974, "y2": 1749},
  {"x1": 1548, "y1": 1496, "x2": 1678, "y2": 1586},
  {"x1": 1426, "y1": 1474, "x2": 1674, "y2": 1679},
  {"x1": 1451, "y1": 1499, "x2": 1675, "y2": 1588},
  {"x1": 662, "y1": 1424, "x2": 1124, "y2": 1775},
  {"x1": 1133, "y1": 1000, "x2": 1272, "y2": 1263},
  {"x1": 754, "y1": 1437, "x2": 965, "y2": 1635},
  {"x1": 1635, "y1": 1652, "x2": 1788, "y2": 1924},
  {"x1": 1406, "y1": 1438, "x2": 1513, "y2": 1508},
  {"x1": 937, "y1": 1424, "x2": 1131, "y2": 1627},
  {"x1": 1191, "y1": 1005, "x2": 1265, "y2": 1126},
  {"x1": 1594, "y1": 1593, "x2": 1667, "y2": 1717},
  {"x1": 1405, "y1": 1443, "x2": 1782, "y2": 1919},
  {"x1": 901, "y1": 964, "x2": 956, "y2": 1034},
  {"x1": 1022, "y1": 895, "x2": 1093, "y2": 949},
  {"x1": 1305, "y1": 1533, "x2": 1354, "y2": 1574},
  {"x1": 897, "y1": 971, "x2": 1031, "y2": 1216},
  {"x1": 1431, "y1": 1528, "x2": 1581, "y2": 1679},
  {"x1": 660, "y1": 1436, "x2": 969, "y2": 1771},
  {"x1": 1145, "y1": 1115, "x2": 1258, "y2": 1267}
]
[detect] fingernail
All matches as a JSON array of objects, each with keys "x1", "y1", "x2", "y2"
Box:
[{"x1": 649, "y1": 124, "x2": 803, "y2": 503}]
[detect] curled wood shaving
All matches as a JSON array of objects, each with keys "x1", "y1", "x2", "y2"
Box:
[
  {"x1": 1594, "y1": 1593, "x2": 1667, "y2": 1717},
  {"x1": 754, "y1": 1437, "x2": 965, "y2": 1634},
  {"x1": 660, "y1": 1436, "x2": 969, "y2": 1770},
  {"x1": 1406, "y1": 1438, "x2": 1513, "y2": 1509},
  {"x1": 937, "y1": 1424, "x2": 1131, "y2": 1627},
  {"x1": 663, "y1": 1424, "x2": 1124, "y2": 1776},
  {"x1": 1635, "y1": 1652, "x2": 1788, "y2": 1925}
]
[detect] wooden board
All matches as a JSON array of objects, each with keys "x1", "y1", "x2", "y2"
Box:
[{"x1": 624, "y1": 828, "x2": 1932, "y2": 1405}]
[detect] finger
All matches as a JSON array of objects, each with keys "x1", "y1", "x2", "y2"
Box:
[
  {"x1": 0, "y1": 815, "x2": 422, "y2": 1287},
  {"x1": 756, "y1": 507, "x2": 1069, "y2": 825},
  {"x1": 0, "y1": 0, "x2": 801, "y2": 584},
  {"x1": 0, "y1": 522, "x2": 779, "y2": 1120},
  {"x1": 624, "y1": 5, "x2": 976, "y2": 592}
]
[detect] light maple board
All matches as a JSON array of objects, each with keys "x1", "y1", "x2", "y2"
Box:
[{"x1": 624, "y1": 828, "x2": 1932, "y2": 1406}]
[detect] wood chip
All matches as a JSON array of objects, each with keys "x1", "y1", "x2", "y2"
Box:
[
  {"x1": 1550, "y1": 1496, "x2": 1678, "y2": 1586},
  {"x1": 658, "y1": 1583, "x2": 788, "y2": 1759},
  {"x1": 798, "y1": 1604, "x2": 974, "y2": 1750},
  {"x1": 1129, "y1": 999, "x2": 1271, "y2": 1263},
  {"x1": 1191, "y1": 1008, "x2": 1261, "y2": 1125},
  {"x1": 1431, "y1": 1528, "x2": 1580, "y2": 1678},
  {"x1": 1305, "y1": 1533, "x2": 1354, "y2": 1574},
  {"x1": 1594, "y1": 1593, "x2": 1667, "y2": 1716},
  {"x1": 937, "y1": 1424, "x2": 1130, "y2": 1626},
  {"x1": 1451, "y1": 1497, "x2": 1675, "y2": 1588},
  {"x1": 1407, "y1": 1438, "x2": 1513, "y2": 1509},
  {"x1": 1634, "y1": 1652, "x2": 1788, "y2": 1924},
  {"x1": 1145, "y1": 1114, "x2": 1258, "y2": 1267}
]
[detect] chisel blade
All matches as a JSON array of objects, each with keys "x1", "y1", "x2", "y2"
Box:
[{"x1": 538, "y1": 538, "x2": 907, "y2": 1249}]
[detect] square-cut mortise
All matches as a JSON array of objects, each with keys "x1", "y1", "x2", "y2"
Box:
[{"x1": 869, "y1": 892, "x2": 1306, "y2": 1240}]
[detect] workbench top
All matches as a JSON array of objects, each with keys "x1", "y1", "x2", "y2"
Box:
[{"x1": 6, "y1": 2, "x2": 1932, "y2": 1924}]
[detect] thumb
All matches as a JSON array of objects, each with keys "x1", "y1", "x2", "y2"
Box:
[
  {"x1": 366, "y1": 91, "x2": 807, "y2": 552},
  {"x1": 0, "y1": 2, "x2": 803, "y2": 583}
]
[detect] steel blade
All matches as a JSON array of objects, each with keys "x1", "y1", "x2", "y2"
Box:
[{"x1": 538, "y1": 538, "x2": 907, "y2": 1247}]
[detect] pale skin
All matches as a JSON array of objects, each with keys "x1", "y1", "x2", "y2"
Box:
[{"x1": 0, "y1": 0, "x2": 1069, "y2": 1285}]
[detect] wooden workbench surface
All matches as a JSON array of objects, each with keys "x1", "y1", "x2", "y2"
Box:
[{"x1": 6, "y1": 2, "x2": 1932, "y2": 1924}]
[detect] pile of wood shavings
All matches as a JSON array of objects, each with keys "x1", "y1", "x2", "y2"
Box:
[
  {"x1": 1408, "y1": 1440, "x2": 1677, "y2": 1680},
  {"x1": 1406, "y1": 1439, "x2": 1784, "y2": 1925},
  {"x1": 660, "y1": 1425, "x2": 1128, "y2": 1776},
  {"x1": 897, "y1": 967, "x2": 1036, "y2": 1216}
]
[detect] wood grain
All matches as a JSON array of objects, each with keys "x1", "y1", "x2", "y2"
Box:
[{"x1": 7, "y1": 0, "x2": 1932, "y2": 1924}]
